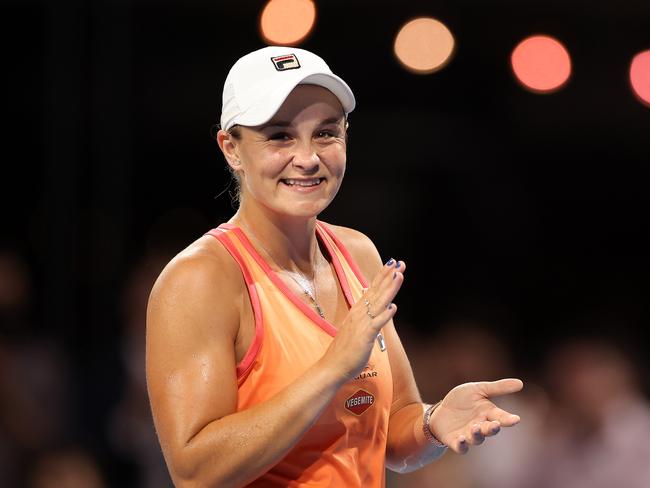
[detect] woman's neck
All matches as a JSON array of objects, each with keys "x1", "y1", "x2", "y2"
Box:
[{"x1": 230, "y1": 206, "x2": 321, "y2": 275}]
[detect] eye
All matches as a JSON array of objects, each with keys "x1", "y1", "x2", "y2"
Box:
[
  {"x1": 268, "y1": 131, "x2": 291, "y2": 141},
  {"x1": 316, "y1": 129, "x2": 339, "y2": 139}
]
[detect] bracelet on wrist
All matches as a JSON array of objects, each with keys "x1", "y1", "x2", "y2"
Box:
[{"x1": 423, "y1": 401, "x2": 446, "y2": 448}]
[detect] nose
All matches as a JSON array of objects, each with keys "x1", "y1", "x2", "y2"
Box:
[{"x1": 291, "y1": 140, "x2": 320, "y2": 173}]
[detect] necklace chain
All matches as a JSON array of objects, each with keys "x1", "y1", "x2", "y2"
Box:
[{"x1": 238, "y1": 221, "x2": 325, "y2": 318}]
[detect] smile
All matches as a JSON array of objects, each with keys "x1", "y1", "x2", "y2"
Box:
[{"x1": 280, "y1": 178, "x2": 324, "y2": 187}]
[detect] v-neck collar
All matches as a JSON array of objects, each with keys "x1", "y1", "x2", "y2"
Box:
[{"x1": 218, "y1": 221, "x2": 356, "y2": 338}]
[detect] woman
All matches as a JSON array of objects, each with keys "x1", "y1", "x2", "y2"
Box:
[{"x1": 146, "y1": 46, "x2": 523, "y2": 487}]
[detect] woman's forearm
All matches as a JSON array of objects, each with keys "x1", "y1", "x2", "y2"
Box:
[
  {"x1": 166, "y1": 358, "x2": 346, "y2": 488},
  {"x1": 385, "y1": 402, "x2": 447, "y2": 473}
]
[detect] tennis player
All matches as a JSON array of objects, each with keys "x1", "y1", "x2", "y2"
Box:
[{"x1": 146, "y1": 46, "x2": 523, "y2": 487}]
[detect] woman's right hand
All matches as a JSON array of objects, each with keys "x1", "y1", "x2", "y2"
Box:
[{"x1": 322, "y1": 259, "x2": 406, "y2": 381}]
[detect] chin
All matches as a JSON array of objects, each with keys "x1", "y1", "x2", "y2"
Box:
[
  {"x1": 288, "y1": 204, "x2": 328, "y2": 219},
  {"x1": 278, "y1": 199, "x2": 332, "y2": 219}
]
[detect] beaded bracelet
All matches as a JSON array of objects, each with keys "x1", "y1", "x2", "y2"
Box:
[{"x1": 423, "y1": 401, "x2": 446, "y2": 448}]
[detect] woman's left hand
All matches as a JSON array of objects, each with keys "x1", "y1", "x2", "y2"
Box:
[{"x1": 429, "y1": 379, "x2": 524, "y2": 454}]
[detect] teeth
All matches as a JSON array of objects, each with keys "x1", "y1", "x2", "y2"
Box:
[{"x1": 283, "y1": 178, "x2": 322, "y2": 187}]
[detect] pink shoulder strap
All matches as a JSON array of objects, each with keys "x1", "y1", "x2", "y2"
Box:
[{"x1": 204, "y1": 226, "x2": 264, "y2": 381}]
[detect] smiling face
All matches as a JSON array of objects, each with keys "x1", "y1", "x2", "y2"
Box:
[{"x1": 218, "y1": 84, "x2": 348, "y2": 221}]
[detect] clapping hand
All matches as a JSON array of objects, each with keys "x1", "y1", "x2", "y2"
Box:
[{"x1": 429, "y1": 379, "x2": 524, "y2": 454}]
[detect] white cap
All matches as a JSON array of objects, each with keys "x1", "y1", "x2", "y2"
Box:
[{"x1": 220, "y1": 46, "x2": 356, "y2": 131}]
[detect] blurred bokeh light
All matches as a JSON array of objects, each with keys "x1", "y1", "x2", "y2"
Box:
[
  {"x1": 630, "y1": 49, "x2": 650, "y2": 107},
  {"x1": 511, "y1": 35, "x2": 572, "y2": 93},
  {"x1": 259, "y1": 0, "x2": 316, "y2": 46},
  {"x1": 394, "y1": 17, "x2": 455, "y2": 74}
]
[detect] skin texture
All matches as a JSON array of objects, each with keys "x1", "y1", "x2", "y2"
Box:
[{"x1": 146, "y1": 84, "x2": 523, "y2": 487}]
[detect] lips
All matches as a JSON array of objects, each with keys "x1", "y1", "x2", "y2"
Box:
[{"x1": 280, "y1": 177, "x2": 324, "y2": 187}]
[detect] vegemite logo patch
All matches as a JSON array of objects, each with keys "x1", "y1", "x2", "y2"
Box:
[
  {"x1": 344, "y1": 389, "x2": 375, "y2": 415},
  {"x1": 271, "y1": 54, "x2": 301, "y2": 71}
]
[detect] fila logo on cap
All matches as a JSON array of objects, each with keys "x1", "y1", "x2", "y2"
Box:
[{"x1": 271, "y1": 54, "x2": 301, "y2": 71}]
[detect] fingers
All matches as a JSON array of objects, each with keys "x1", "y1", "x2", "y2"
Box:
[
  {"x1": 363, "y1": 258, "x2": 406, "y2": 317},
  {"x1": 326, "y1": 259, "x2": 404, "y2": 380},
  {"x1": 446, "y1": 401, "x2": 521, "y2": 454},
  {"x1": 372, "y1": 258, "x2": 406, "y2": 294},
  {"x1": 477, "y1": 378, "x2": 524, "y2": 398},
  {"x1": 486, "y1": 406, "x2": 521, "y2": 427},
  {"x1": 470, "y1": 420, "x2": 501, "y2": 444},
  {"x1": 456, "y1": 435, "x2": 469, "y2": 454},
  {"x1": 441, "y1": 379, "x2": 523, "y2": 455},
  {"x1": 370, "y1": 303, "x2": 398, "y2": 329},
  {"x1": 451, "y1": 420, "x2": 503, "y2": 454}
]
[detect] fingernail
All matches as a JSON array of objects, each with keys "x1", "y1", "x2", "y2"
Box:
[
  {"x1": 392, "y1": 272, "x2": 396, "y2": 279},
  {"x1": 395, "y1": 261, "x2": 401, "y2": 269},
  {"x1": 386, "y1": 258, "x2": 394, "y2": 266},
  {"x1": 387, "y1": 303, "x2": 393, "y2": 309}
]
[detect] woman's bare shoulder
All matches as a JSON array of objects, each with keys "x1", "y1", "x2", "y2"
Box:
[
  {"x1": 147, "y1": 234, "x2": 244, "y2": 339},
  {"x1": 154, "y1": 235, "x2": 241, "y2": 291}
]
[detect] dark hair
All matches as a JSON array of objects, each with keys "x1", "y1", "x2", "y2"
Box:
[
  {"x1": 211, "y1": 124, "x2": 242, "y2": 206},
  {"x1": 226, "y1": 126, "x2": 242, "y2": 205},
  {"x1": 228, "y1": 125, "x2": 242, "y2": 140}
]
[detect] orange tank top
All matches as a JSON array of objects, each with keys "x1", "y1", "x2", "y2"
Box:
[{"x1": 206, "y1": 221, "x2": 393, "y2": 487}]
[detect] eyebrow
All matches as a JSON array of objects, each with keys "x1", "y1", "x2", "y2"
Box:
[
  {"x1": 263, "y1": 116, "x2": 345, "y2": 129},
  {"x1": 263, "y1": 120, "x2": 292, "y2": 128},
  {"x1": 320, "y1": 116, "x2": 346, "y2": 125}
]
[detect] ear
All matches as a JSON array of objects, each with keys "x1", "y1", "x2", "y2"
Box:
[{"x1": 216, "y1": 129, "x2": 242, "y2": 171}]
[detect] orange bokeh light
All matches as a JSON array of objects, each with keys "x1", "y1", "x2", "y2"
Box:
[
  {"x1": 511, "y1": 35, "x2": 572, "y2": 93},
  {"x1": 394, "y1": 17, "x2": 455, "y2": 74},
  {"x1": 630, "y1": 50, "x2": 650, "y2": 107},
  {"x1": 259, "y1": 0, "x2": 316, "y2": 46}
]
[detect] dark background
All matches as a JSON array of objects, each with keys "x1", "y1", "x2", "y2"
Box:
[{"x1": 2, "y1": 0, "x2": 649, "y2": 485}]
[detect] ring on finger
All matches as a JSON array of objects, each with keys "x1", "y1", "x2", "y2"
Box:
[{"x1": 363, "y1": 299, "x2": 376, "y2": 319}]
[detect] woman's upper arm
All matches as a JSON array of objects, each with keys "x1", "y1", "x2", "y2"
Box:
[
  {"x1": 329, "y1": 225, "x2": 422, "y2": 412},
  {"x1": 145, "y1": 243, "x2": 242, "y2": 467}
]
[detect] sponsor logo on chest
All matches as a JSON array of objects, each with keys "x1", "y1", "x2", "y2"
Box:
[
  {"x1": 344, "y1": 389, "x2": 375, "y2": 415},
  {"x1": 354, "y1": 362, "x2": 379, "y2": 381}
]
